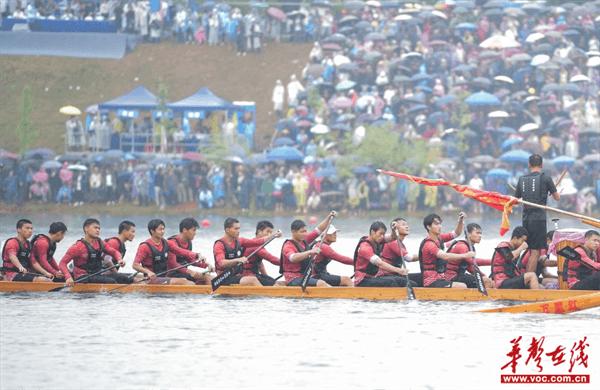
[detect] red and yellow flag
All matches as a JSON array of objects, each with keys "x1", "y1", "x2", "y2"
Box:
[{"x1": 379, "y1": 170, "x2": 518, "y2": 235}]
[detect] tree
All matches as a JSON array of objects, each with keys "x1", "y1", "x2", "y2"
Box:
[{"x1": 16, "y1": 85, "x2": 37, "y2": 153}]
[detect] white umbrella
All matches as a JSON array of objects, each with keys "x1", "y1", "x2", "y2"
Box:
[
  {"x1": 333, "y1": 55, "x2": 351, "y2": 67},
  {"x1": 366, "y1": 0, "x2": 381, "y2": 7},
  {"x1": 431, "y1": 10, "x2": 448, "y2": 20},
  {"x1": 394, "y1": 14, "x2": 413, "y2": 21},
  {"x1": 531, "y1": 54, "x2": 550, "y2": 66},
  {"x1": 68, "y1": 164, "x2": 88, "y2": 171},
  {"x1": 525, "y1": 32, "x2": 545, "y2": 43},
  {"x1": 570, "y1": 75, "x2": 590, "y2": 83},
  {"x1": 310, "y1": 124, "x2": 330, "y2": 134},
  {"x1": 59, "y1": 105, "x2": 82, "y2": 116},
  {"x1": 488, "y1": 110, "x2": 509, "y2": 119},
  {"x1": 518, "y1": 123, "x2": 539, "y2": 133},
  {"x1": 587, "y1": 56, "x2": 600, "y2": 68},
  {"x1": 479, "y1": 35, "x2": 520, "y2": 49},
  {"x1": 494, "y1": 75, "x2": 514, "y2": 84}
]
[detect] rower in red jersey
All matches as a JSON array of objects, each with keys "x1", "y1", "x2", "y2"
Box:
[
  {"x1": 280, "y1": 211, "x2": 336, "y2": 287},
  {"x1": 568, "y1": 230, "x2": 600, "y2": 290},
  {"x1": 381, "y1": 218, "x2": 421, "y2": 286},
  {"x1": 167, "y1": 217, "x2": 213, "y2": 284},
  {"x1": 311, "y1": 225, "x2": 353, "y2": 286},
  {"x1": 354, "y1": 221, "x2": 415, "y2": 287},
  {"x1": 2, "y1": 219, "x2": 51, "y2": 282},
  {"x1": 213, "y1": 217, "x2": 279, "y2": 286},
  {"x1": 239, "y1": 220, "x2": 283, "y2": 286},
  {"x1": 103, "y1": 220, "x2": 138, "y2": 279},
  {"x1": 59, "y1": 218, "x2": 129, "y2": 286},
  {"x1": 417, "y1": 212, "x2": 473, "y2": 288},
  {"x1": 517, "y1": 230, "x2": 558, "y2": 287},
  {"x1": 490, "y1": 226, "x2": 540, "y2": 289},
  {"x1": 133, "y1": 219, "x2": 206, "y2": 285},
  {"x1": 29, "y1": 222, "x2": 68, "y2": 281},
  {"x1": 445, "y1": 223, "x2": 494, "y2": 289}
]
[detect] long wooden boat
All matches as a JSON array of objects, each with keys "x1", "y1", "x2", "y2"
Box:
[{"x1": 0, "y1": 281, "x2": 597, "y2": 302}]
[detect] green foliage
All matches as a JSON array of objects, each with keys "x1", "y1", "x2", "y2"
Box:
[
  {"x1": 16, "y1": 85, "x2": 37, "y2": 153},
  {"x1": 336, "y1": 125, "x2": 439, "y2": 178}
]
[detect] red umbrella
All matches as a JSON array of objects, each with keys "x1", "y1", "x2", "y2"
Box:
[
  {"x1": 267, "y1": 7, "x2": 286, "y2": 22},
  {"x1": 182, "y1": 151, "x2": 203, "y2": 162}
]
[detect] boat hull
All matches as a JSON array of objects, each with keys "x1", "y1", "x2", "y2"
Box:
[{"x1": 0, "y1": 281, "x2": 596, "y2": 302}]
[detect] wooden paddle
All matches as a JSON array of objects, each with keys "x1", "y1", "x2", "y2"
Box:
[
  {"x1": 212, "y1": 232, "x2": 280, "y2": 291},
  {"x1": 49, "y1": 264, "x2": 118, "y2": 292},
  {"x1": 479, "y1": 292, "x2": 600, "y2": 314},
  {"x1": 394, "y1": 228, "x2": 415, "y2": 300},
  {"x1": 464, "y1": 228, "x2": 488, "y2": 296},
  {"x1": 300, "y1": 214, "x2": 335, "y2": 291}
]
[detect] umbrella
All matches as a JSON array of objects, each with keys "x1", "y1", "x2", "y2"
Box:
[
  {"x1": 570, "y1": 75, "x2": 590, "y2": 83},
  {"x1": 276, "y1": 119, "x2": 297, "y2": 131},
  {"x1": 331, "y1": 122, "x2": 351, "y2": 132},
  {"x1": 492, "y1": 126, "x2": 517, "y2": 134},
  {"x1": 311, "y1": 124, "x2": 330, "y2": 134},
  {"x1": 352, "y1": 166, "x2": 373, "y2": 175},
  {"x1": 582, "y1": 153, "x2": 600, "y2": 163},
  {"x1": 336, "y1": 80, "x2": 356, "y2": 91},
  {"x1": 134, "y1": 164, "x2": 150, "y2": 172},
  {"x1": 59, "y1": 105, "x2": 81, "y2": 116},
  {"x1": 267, "y1": 146, "x2": 304, "y2": 162},
  {"x1": 465, "y1": 91, "x2": 501, "y2": 107},
  {"x1": 501, "y1": 138, "x2": 523, "y2": 150},
  {"x1": 333, "y1": 54, "x2": 351, "y2": 66},
  {"x1": 32, "y1": 170, "x2": 48, "y2": 182},
  {"x1": 0, "y1": 149, "x2": 19, "y2": 160},
  {"x1": 434, "y1": 95, "x2": 456, "y2": 106},
  {"x1": 364, "y1": 32, "x2": 385, "y2": 42},
  {"x1": 315, "y1": 167, "x2": 337, "y2": 178},
  {"x1": 471, "y1": 77, "x2": 492, "y2": 89},
  {"x1": 339, "y1": 15, "x2": 359, "y2": 25},
  {"x1": 246, "y1": 153, "x2": 269, "y2": 166},
  {"x1": 224, "y1": 156, "x2": 244, "y2": 164},
  {"x1": 330, "y1": 96, "x2": 353, "y2": 109},
  {"x1": 68, "y1": 164, "x2": 88, "y2": 171},
  {"x1": 24, "y1": 148, "x2": 55, "y2": 160},
  {"x1": 552, "y1": 156, "x2": 576, "y2": 169},
  {"x1": 526, "y1": 32, "x2": 545, "y2": 43},
  {"x1": 41, "y1": 160, "x2": 62, "y2": 170},
  {"x1": 267, "y1": 7, "x2": 286, "y2": 21},
  {"x1": 518, "y1": 123, "x2": 539, "y2": 133},
  {"x1": 182, "y1": 151, "x2": 203, "y2": 161},
  {"x1": 530, "y1": 54, "x2": 550, "y2": 66},
  {"x1": 455, "y1": 22, "x2": 476, "y2": 31},
  {"x1": 273, "y1": 137, "x2": 295, "y2": 147},
  {"x1": 488, "y1": 110, "x2": 509, "y2": 118},
  {"x1": 479, "y1": 35, "x2": 520, "y2": 49},
  {"x1": 500, "y1": 149, "x2": 530, "y2": 164},
  {"x1": 508, "y1": 53, "x2": 532, "y2": 63},
  {"x1": 587, "y1": 57, "x2": 600, "y2": 68},
  {"x1": 494, "y1": 75, "x2": 514, "y2": 84},
  {"x1": 486, "y1": 168, "x2": 512, "y2": 180},
  {"x1": 322, "y1": 43, "x2": 342, "y2": 51},
  {"x1": 465, "y1": 155, "x2": 495, "y2": 165}
]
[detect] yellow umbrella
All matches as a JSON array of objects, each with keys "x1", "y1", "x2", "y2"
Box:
[{"x1": 59, "y1": 105, "x2": 81, "y2": 116}]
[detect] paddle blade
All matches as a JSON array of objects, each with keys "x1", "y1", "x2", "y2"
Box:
[
  {"x1": 49, "y1": 285, "x2": 68, "y2": 292},
  {"x1": 406, "y1": 281, "x2": 416, "y2": 300},
  {"x1": 474, "y1": 270, "x2": 488, "y2": 296},
  {"x1": 211, "y1": 263, "x2": 242, "y2": 291},
  {"x1": 558, "y1": 246, "x2": 581, "y2": 262}
]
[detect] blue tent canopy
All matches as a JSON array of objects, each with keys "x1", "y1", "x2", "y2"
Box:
[
  {"x1": 167, "y1": 88, "x2": 232, "y2": 112},
  {"x1": 98, "y1": 86, "x2": 159, "y2": 111}
]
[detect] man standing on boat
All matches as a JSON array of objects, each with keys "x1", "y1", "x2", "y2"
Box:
[
  {"x1": 354, "y1": 221, "x2": 415, "y2": 287},
  {"x1": 568, "y1": 230, "x2": 600, "y2": 290},
  {"x1": 418, "y1": 213, "x2": 473, "y2": 288},
  {"x1": 2, "y1": 219, "x2": 52, "y2": 283},
  {"x1": 445, "y1": 223, "x2": 494, "y2": 289},
  {"x1": 167, "y1": 217, "x2": 213, "y2": 284},
  {"x1": 239, "y1": 220, "x2": 283, "y2": 286},
  {"x1": 213, "y1": 217, "x2": 280, "y2": 285},
  {"x1": 133, "y1": 219, "x2": 205, "y2": 285},
  {"x1": 311, "y1": 224, "x2": 353, "y2": 286},
  {"x1": 30, "y1": 222, "x2": 68, "y2": 281},
  {"x1": 280, "y1": 212, "x2": 336, "y2": 287},
  {"x1": 514, "y1": 154, "x2": 560, "y2": 275},
  {"x1": 59, "y1": 218, "x2": 129, "y2": 286},
  {"x1": 491, "y1": 226, "x2": 540, "y2": 289}
]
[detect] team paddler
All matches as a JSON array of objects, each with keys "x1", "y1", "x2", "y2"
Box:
[
  {"x1": 29, "y1": 222, "x2": 68, "y2": 281},
  {"x1": 381, "y1": 218, "x2": 421, "y2": 286},
  {"x1": 59, "y1": 218, "x2": 129, "y2": 286},
  {"x1": 213, "y1": 217, "x2": 280, "y2": 286},
  {"x1": 1, "y1": 219, "x2": 52, "y2": 282},
  {"x1": 490, "y1": 226, "x2": 540, "y2": 289},
  {"x1": 167, "y1": 218, "x2": 213, "y2": 284},
  {"x1": 445, "y1": 223, "x2": 494, "y2": 289},
  {"x1": 568, "y1": 230, "x2": 600, "y2": 290},
  {"x1": 418, "y1": 212, "x2": 474, "y2": 288},
  {"x1": 354, "y1": 221, "x2": 415, "y2": 287},
  {"x1": 239, "y1": 220, "x2": 284, "y2": 286},
  {"x1": 280, "y1": 211, "x2": 337, "y2": 287},
  {"x1": 133, "y1": 219, "x2": 208, "y2": 285},
  {"x1": 103, "y1": 220, "x2": 138, "y2": 280},
  {"x1": 517, "y1": 230, "x2": 558, "y2": 287},
  {"x1": 310, "y1": 224, "x2": 353, "y2": 286}
]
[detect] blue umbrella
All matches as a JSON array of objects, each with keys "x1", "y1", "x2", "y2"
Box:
[
  {"x1": 454, "y1": 22, "x2": 477, "y2": 31},
  {"x1": 273, "y1": 137, "x2": 296, "y2": 147},
  {"x1": 315, "y1": 167, "x2": 337, "y2": 178},
  {"x1": 247, "y1": 153, "x2": 269, "y2": 166},
  {"x1": 485, "y1": 168, "x2": 512, "y2": 180},
  {"x1": 434, "y1": 94, "x2": 456, "y2": 106},
  {"x1": 465, "y1": 91, "x2": 501, "y2": 107},
  {"x1": 331, "y1": 122, "x2": 351, "y2": 132},
  {"x1": 552, "y1": 155, "x2": 575, "y2": 169},
  {"x1": 501, "y1": 138, "x2": 523, "y2": 150},
  {"x1": 267, "y1": 146, "x2": 304, "y2": 162},
  {"x1": 352, "y1": 166, "x2": 373, "y2": 175},
  {"x1": 500, "y1": 149, "x2": 530, "y2": 164},
  {"x1": 41, "y1": 160, "x2": 62, "y2": 170},
  {"x1": 24, "y1": 148, "x2": 55, "y2": 160},
  {"x1": 493, "y1": 126, "x2": 517, "y2": 134},
  {"x1": 336, "y1": 80, "x2": 356, "y2": 91}
]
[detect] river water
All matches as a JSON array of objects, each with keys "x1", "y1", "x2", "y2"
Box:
[{"x1": 1, "y1": 212, "x2": 598, "y2": 389}]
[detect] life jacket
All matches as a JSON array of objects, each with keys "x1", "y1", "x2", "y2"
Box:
[
  {"x1": 2, "y1": 237, "x2": 32, "y2": 271},
  {"x1": 313, "y1": 243, "x2": 333, "y2": 275},
  {"x1": 381, "y1": 240, "x2": 406, "y2": 268},
  {"x1": 353, "y1": 236, "x2": 382, "y2": 277},
  {"x1": 418, "y1": 237, "x2": 447, "y2": 274},
  {"x1": 446, "y1": 240, "x2": 469, "y2": 275},
  {"x1": 168, "y1": 235, "x2": 193, "y2": 266},
  {"x1": 490, "y1": 243, "x2": 518, "y2": 279},
  {"x1": 518, "y1": 172, "x2": 547, "y2": 208},
  {"x1": 279, "y1": 239, "x2": 311, "y2": 275},
  {"x1": 105, "y1": 237, "x2": 126, "y2": 258},
  {"x1": 141, "y1": 239, "x2": 169, "y2": 274},
  {"x1": 80, "y1": 238, "x2": 105, "y2": 274},
  {"x1": 31, "y1": 234, "x2": 56, "y2": 261},
  {"x1": 567, "y1": 246, "x2": 597, "y2": 283}
]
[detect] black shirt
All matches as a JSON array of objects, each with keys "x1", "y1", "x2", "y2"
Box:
[{"x1": 514, "y1": 171, "x2": 557, "y2": 220}]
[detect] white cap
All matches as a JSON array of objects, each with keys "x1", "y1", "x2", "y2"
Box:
[{"x1": 326, "y1": 225, "x2": 339, "y2": 235}]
